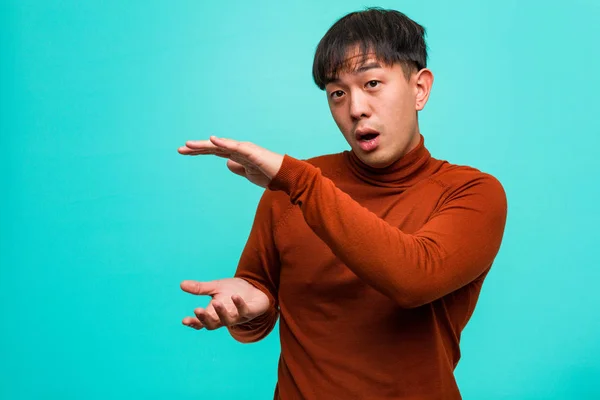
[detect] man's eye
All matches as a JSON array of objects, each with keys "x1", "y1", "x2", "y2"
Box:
[
  {"x1": 366, "y1": 80, "x2": 380, "y2": 88},
  {"x1": 330, "y1": 90, "x2": 344, "y2": 99}
]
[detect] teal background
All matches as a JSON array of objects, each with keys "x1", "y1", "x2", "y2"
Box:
[{"x1": 1, "y1": 0, "x2": 599, "y2": 398}]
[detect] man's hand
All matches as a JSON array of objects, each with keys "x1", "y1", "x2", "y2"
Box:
[
  {"x1": 180, "y1": 278, "x2": 270, "y2": 330},
  {"x1": 178, "y1": 136, "x2": 284, "y2": 188}
]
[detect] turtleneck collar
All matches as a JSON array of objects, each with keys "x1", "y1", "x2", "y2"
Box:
[{"x1": 343, "y1": 134, "x2": 435, "y2": 188}]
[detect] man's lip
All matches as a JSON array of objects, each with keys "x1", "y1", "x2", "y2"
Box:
[{"x1": 355, "y1": 128, "x2": 380, "y2": 140}]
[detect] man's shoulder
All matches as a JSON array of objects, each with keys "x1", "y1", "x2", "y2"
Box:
[
  {"x1": 298, "y1": 152, "x2": 347, "y2": 181},
  {"x1": 431, "y1": 158, "x2": 505, "y2": 198},
  {"x1": 302, "y1": 152, "x2": 346, "y2": 169},
  {"x1": 430, "y1": 159, "x2": 508, "y2": 220}
]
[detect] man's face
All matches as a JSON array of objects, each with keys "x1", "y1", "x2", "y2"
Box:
[{"x1": 325, "y1": 53, "x2": 431, "y2": 168}]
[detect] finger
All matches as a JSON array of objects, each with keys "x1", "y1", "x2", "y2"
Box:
[
  {"x1": 180, "y1": 280, "x2": 218, "y2": 296},
  {"x1": 178, "y1": 147, "x2": 208, "y2": 155},
  {"x1": 195, "y1": 307, "x2": 222, "y2": 330},
  {"x1": 178, "y1": 149, "x2": 232, "y2": 159},
  {"x1": 212, "y1": 137, "x2": 265, "y2": 169},
  {"x1": 212, "y1": 300, "x2": 238, "y2": 326},
  {"x1": 226, "y1": 159, "x2": 247, "y2": 177},
  {"x1": 184, "y1": 139, "x2": 220, "y2": 150},
  {"x1": 210, "y1": 136, "x2": 246, "y2": 154},
  {"x1": 178, "y1": 141, "x2": 217, "y2": 155},
  {"x1": 178, "y1": 146, "x2": 230, "y2": 156},
  {"x1": 208, "y1": 137, "x2": 264, "y2": 169},
  {"x1": 232, "y1": 294, "x2": 250, "y2": 318},
  {"x1": 182, "y1": 316, "x2": 204, "y2": 330}
]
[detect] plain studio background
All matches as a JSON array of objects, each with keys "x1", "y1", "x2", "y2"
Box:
[{"x1": 1, "y1": 0, "x2": 599, "y2": 399}]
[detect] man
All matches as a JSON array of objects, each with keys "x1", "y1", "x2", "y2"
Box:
[{"x1": 178, "y1": 8, "x2": 507, "y2": 400}]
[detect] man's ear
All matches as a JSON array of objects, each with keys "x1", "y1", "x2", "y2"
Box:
[{"x1": 414, "y1": 68, "x2": 434, "y2": 111}]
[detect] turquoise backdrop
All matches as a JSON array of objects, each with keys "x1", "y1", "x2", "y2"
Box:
[{"x1": 1, "y1": 0, "x2": 599, "y2": 398}]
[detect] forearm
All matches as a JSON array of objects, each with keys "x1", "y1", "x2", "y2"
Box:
[
  {"x1": 229, "y1": 190, "x2": 282, "y2": 341},
  {"x1": 268, "y1": 155, "x2": 507, "y2": 307}
]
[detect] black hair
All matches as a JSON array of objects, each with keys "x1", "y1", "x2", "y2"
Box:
[{"x1": 312, "y1": 8, "x2": 428, "y2": 90}]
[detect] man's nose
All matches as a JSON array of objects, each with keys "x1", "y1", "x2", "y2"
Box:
[{"x1": 349, "y1": 91, "x2": 371, "y2": 120}]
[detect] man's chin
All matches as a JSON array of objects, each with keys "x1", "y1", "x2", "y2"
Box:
[{"x1": 356, "y1": 150, "x2": 396, "y2": 169}]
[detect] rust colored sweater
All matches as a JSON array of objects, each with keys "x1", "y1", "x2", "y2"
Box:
[{"x1": 228, "y1": 135, "x2": 507, "y2": 399}]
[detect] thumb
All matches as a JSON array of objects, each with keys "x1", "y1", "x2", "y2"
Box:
[
  {"x1": 180, "y1": 280, "x2": 219, "y2": 296},
  {"x1": 226, "y1": 159, "x2": 246, "y2": 177}
]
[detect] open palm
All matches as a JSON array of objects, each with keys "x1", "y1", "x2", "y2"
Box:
[{"x1": 180, "y1": 278, "x2": 270, "y2": 330}]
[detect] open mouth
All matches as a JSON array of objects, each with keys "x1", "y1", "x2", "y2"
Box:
[
  {"x1": 358, "y1": 133, "x2": 379, "y2": 141},
  {"x1": 355, "y1": 130, "x2": 380, "y2": 152}
]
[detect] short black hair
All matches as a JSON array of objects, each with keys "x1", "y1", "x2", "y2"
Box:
[{"x1": 312, "y1": 8, "x2": 428, "y2": 90}]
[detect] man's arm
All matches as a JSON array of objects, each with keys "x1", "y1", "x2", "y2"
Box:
[
  {"x1": 179, "y1": 137, "x2": 507, "y2": 308},
  {"x1": 227, "y1": 189, "x2": 281, "y2": 343},
  {"x1": 268, "y1": 155, "x2": 508, "y2": 308}
]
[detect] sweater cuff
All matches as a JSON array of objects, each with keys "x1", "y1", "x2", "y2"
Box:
[
  {"x1": 229, "y1": 301, "x2": 278, "y2": 332},
  {"x1": 268, "y1": 154, "x2": 309, "y2": 194}
]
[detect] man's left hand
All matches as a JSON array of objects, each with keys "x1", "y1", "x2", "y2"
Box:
[{"x1": 178, "y1": 136, "x2": 284, "y2": 188}]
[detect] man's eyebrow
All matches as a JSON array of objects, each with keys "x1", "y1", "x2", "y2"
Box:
[
  {"x1": 354, "y1": 62, "x2": 382, "y2": 73},
  {"x1": 325, "y1": 62, "x2": 383, "y2": 86}
]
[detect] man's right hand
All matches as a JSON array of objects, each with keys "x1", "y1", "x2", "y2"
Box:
[{"x1": 180, "y1": 278, "x2": 270, "y2": 330}]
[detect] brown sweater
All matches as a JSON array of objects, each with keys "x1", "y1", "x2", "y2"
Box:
[{"x1": 228, "y1": 135, "x2": 508, "y2": 399}]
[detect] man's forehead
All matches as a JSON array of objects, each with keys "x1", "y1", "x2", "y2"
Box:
[
  {"x1": 325, "y1": 51, "x2": 388, "y2": 85},
  {"x1": 338, "y1": 51, "x2": 383, "y2": 72}
]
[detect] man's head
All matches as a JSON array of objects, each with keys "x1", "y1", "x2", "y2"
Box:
[{"x1": 313, "y1": 8, "x2": 433, "y2": 168}]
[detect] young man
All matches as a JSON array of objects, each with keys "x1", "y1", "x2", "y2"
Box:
[{"x1": 178, "y1": 8, "x2": 507, "y2": 400}]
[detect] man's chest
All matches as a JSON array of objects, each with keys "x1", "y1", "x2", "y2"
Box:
[{"x1": 274, "y1": 179, "x2": 447, "y2": 302}]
